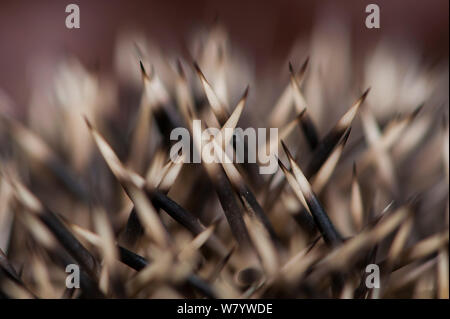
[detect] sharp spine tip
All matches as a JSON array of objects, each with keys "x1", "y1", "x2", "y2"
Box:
[
  {"x1": 288, "y1": 62, "x2": 294, "y2": 74},
  {"x1": 280, "y1": 140, "x2": 293, "y2": 161},
  {"x1": 361, "y1": 87, "x2": 371, "y2": 101},
  {"x1": 297, "y1": 109, "x2": 307, "y2": 120},
  {"x1": 412, "y1": 103, "x2": 425, "y2": 118},
  {"x1": 243, "y1": 85, "x2": 250, "y2": 99},
  {"x1": 300, "y1": 56, "x2": 310, "y2": 73},
  {"x1": 83, "y1": 115, "x2": 92, "y2": 130},
  {"x1": 139, "y1": 60, "x2": 146, "y2": 75},
  {"x1": 342, "y1": 127, "x2": 352, "y2": 144},
  {"x1": 193, "y1": 61, "x2": 202, "y2": 75},
  {"x1": 277, "y1": 156, "x2": 287, "y2": 172}
]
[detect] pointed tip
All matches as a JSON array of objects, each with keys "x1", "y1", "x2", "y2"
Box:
[
  {"x1": 139, "y1": 60, "x2": 147, "y2": 76},
  {"x1": 361, "y1": 87, "x2": 371, "y2": 102},
  {"x1": 352, "y1": 162, "x2": 357, "y2": 178},
  {"x1": 336, "y1": 91, "x2": 368, "y2": 131},
  {"x1": 300, "y1": 56, "x2": 310, "y2": 74},
  {"x1": 228, "y1": 244, "x2": 237, "y2": 256},
  {"x1": 233, "y1": 86, "x2": 249, "y2": 112},
  {"x1": 193, "y1": 61, "x2": 202, "y2": 76},
  {"x1": 83, "y1": 115, "x2": 93, "y2": 131},
  {"x1": 288, "y1": 61, "x2": 294, "y2": 74},
  {"x1": 280, "y1": 140, "x2": 294, "y2": 162},
  {"x1": 280, "y1": 139, "x2": 288, "y2": 155},
  {"x1": 277, "y1": 156, "x2": 288, "y2": 172},
  {"x1": 139, "y1": 60, "x2": 153, "y2": 81},
  {"x1": 411, "y1": 103, "x2": 425, "y2": 119},
  {"x1": 296, "y1": 108, "x2": 307, "y2": 120},
  {"x1": 243, "y1": 85, "x2": 250, "y2": 99},
  {"x1": 194, "y1": 62, "x2": 209, "y2": 85},
  {"x1": 341, "y1": 126, "x2": 352, "y2": 145}
]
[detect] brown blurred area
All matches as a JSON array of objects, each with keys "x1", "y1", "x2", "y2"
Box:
[{"x1": 0, "y1": 0, "x2": 448, "y2": 107}]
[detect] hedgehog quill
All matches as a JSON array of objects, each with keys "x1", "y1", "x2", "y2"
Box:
[{"x1": 0, "y1": 16, "x2": 448, "y2": 300}]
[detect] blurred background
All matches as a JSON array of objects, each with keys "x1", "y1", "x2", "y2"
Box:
[{"x1": 0, "y1": 0, "x2": 448, "y2": 108}]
